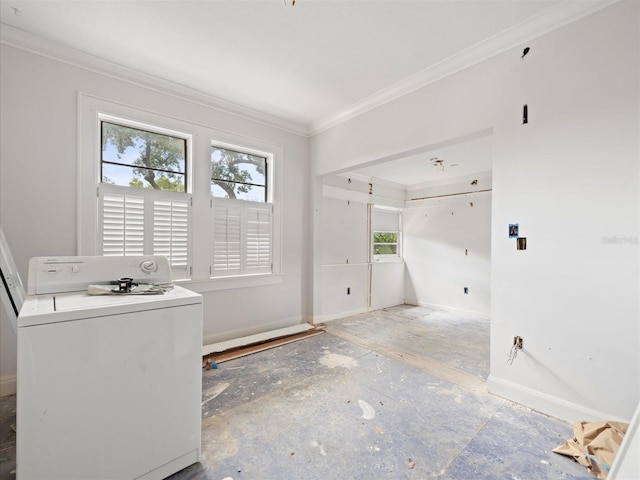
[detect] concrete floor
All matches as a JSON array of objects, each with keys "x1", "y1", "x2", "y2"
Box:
[{"x1": 0, "y1": 305, "x2": 591, "y2": 479}]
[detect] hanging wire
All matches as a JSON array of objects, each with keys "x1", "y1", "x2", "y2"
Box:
[{"x1": 507, "y1": 343, "x2": 519, "y2": 365}]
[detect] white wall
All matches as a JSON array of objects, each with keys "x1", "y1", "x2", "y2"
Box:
[
  {"x1": 313, "y1": 175, "x2": 405, "y2": 321},
  {"x1": 319, "y1": 193, "x2": 369, "y2": 320},
  {"x1": 371, "y1": 262, "x2": 404, "y2": 310},
  {"x1": 311, "y1": 2, "x2": 639, "y2": 422},
  {"x1": 404, "y1": 185, "x2": 491, "y2": 317},
  {"x1": 0, "y1": 42, "x2": 311, "y2": 392}
]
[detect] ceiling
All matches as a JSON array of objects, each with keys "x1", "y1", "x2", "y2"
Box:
[
  {"x1": 0, "y1": 0, "x2": 611, "y2": 186},
  {"x1": 346, "y1": 131, "x2": 493, "y2": 189}
]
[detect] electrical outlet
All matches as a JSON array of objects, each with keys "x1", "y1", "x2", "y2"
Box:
[{"x1": 513, "y1": 336, "x2": 524, "y2": 349}]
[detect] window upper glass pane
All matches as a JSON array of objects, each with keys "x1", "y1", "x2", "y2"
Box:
[
  {"x1": 373, "y1": 232, "x2": 398, "y2": 244},
  {"x1": 101, "y1": 121, "x2": 187, "y2": 192},
  {"x1": 211, "y1": 146, "x2": 267, "y2": 202}
]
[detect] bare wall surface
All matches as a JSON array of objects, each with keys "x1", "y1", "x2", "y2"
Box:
[
  {"x1": 311, "y1": 2, "x2": 639, "y2": 422},
  {"x1": 489, "y1": 1, "x2": 639, "y2": 423},
  {"x1": 317, "y1": 189, "x2": 369, "y2": 321},
  {"x1": 0, "y1": 44, "x2": 311, "y2": 384},
  {"x1": 404, "y1": 190, "x2": 491, "y2": 317}
]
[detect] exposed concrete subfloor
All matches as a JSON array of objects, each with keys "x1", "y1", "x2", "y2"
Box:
[{"x1": 0, "y1": 305, "x2": 591, "y2": 479}]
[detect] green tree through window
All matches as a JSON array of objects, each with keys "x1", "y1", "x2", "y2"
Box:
[
  {"x1": 211, "y1": 146, "x2": 267, "y2": 202},
  {"x1": 101, "y1": 122, "x2": 187, "y2": 192},
  {"x1": 373, "y1": 232, "x2": 398, "y2": 255}
]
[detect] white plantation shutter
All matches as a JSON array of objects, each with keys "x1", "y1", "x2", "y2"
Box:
[
  {"x1": 153, "y1": 198, "x2": 190, "y2": 277},
  {"x1": 212, "y1": 203, "x2": 242, "y2": 276},
  {"x1": 211, "y1": 199, "x2": 272, "y2": 277},
  {"x1": 100, "y1": 190, "x2": 145, "y2": 256},
  {"x1": 99, "y1": 184, "x2": 191, "y2": 278},
  {"x1": 246, "y1": 205, "x2": 272, "y2": 274}
]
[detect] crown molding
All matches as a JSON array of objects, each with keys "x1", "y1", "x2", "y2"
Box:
[
  {"x1": 0, "y1": 23, "x2": 309, "y2": 137},
  {"x1": 1, "y1": 0, "x2": 619, "y2": 138},
  {"x1": 309, "y1": 0, "x2": 620, "y2": 136}
]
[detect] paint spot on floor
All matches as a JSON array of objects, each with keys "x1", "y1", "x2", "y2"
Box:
[
  {"x1": 454, "y1": 395, "x2": 462, "y2": 404},
  {"x1": 311, "y1": 440, "x2": 327, "y2": 456},
  {"x1": 201, "y1": 416, "x2": 238, "y2": 460},
  {"x1": 358, "y1": 399, "x2": 375, "y2": 420},
  {"x1": 319, "y1": 351, "x2": 358, "y2": 369},
  {"x1": 202, "y1": 382, "x2": 230, "y2": 406}
]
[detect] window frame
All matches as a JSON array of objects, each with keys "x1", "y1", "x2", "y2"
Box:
[
  {"x1": 209, "y1": 141, "x2": 275, "y2": 279},
  {"x1": 95, "y1": 116, "x2": 193, "y2": 279},
  {"x1": 371, "y1": 207, "x2": 402, "y2": 262},
  {"x1": 372, "y1": 231, "x2": 399, "y2": 257},
  {"x1": 78, "y1": 93, "x2": 283, "y2": 290}
]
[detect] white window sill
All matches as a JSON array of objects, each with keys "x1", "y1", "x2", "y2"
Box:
[
  {"x1": 372, "y1": 256, "x2": 404, "y2": 264},
  {"x1": 177, "y1": 273, "x2": 283, "y2": 293}
]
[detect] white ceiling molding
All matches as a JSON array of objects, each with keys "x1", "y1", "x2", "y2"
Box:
[
  {"x1": 0, "y1": 0, "x2": 619, "y2": 138},
  {"x1": 0, "y1": 23, "x2": 309, "y2": 137},
  {"x1": 309, "y1": 0, "x2": 620, "y2": 136}
]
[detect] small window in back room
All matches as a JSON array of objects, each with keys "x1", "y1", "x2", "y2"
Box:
[
  {"x1": 373, "y1": 232, "x2": 399, "y2": 255},
  {"x1": 372, "y1": 208, "x2": 401, "y2": 258}
]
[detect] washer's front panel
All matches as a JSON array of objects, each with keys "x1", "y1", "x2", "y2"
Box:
[{"x1": 17, "y1": 303, "x2": 202, "y2": 480}]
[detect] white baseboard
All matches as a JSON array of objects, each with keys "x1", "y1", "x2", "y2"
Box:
[
  {"x1": 201, "y1": 317, "x2": 309, "y2": 349},
  {"x1": 488, "y1": 375, "x2": 627, "y2": 424},
  {"x1": 0, "y1": 375, "x2": 16, "y2": 397},
  {"x1": 311, "y1": 307, "x2": 369, "y2": 325},
  {"x1": 406, "y1": 300, "x2": 490, "y2": 320},
  {"x1": 202, "y1": 323, "x2": 313, "y2": 356}
]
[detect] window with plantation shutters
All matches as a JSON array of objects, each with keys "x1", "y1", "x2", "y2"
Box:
[
  {"x1": 97, "y1": 117, "x2": 192, "y2": 279},
  {"x1": 209, "y1": 142, "x2": 273, "y2": 279},
  {"x1": 99, "y1": 185, "x2": 192, "y2": 279},
  {"x1": 81, "y1": 97, "x2": 281, "y2": 287},
  {"x1": 211, "y1": 199, "x2": 272, "y2": 277}
]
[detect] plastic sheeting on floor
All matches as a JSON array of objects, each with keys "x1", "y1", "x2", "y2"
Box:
[{"x1": 553, "y1": 421, "x2": 628, "y2": 479}]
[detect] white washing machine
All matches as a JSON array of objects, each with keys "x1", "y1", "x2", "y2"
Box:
[{"x1": 17, "y1": 256, "x2": 203, "y2": 480}]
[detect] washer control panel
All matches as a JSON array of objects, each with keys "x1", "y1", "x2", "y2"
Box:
[{"x1": 27, "y1": 255, "x2": 172, "y2": 295}]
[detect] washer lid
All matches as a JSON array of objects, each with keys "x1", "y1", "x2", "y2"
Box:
[{"x1": 18, "y1": 285, "x2": 202, "y2": 327}]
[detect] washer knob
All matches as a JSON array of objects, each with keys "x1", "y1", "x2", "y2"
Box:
[{"x1": 140, "y1": 260, "x2": 158, "y2": 274}]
